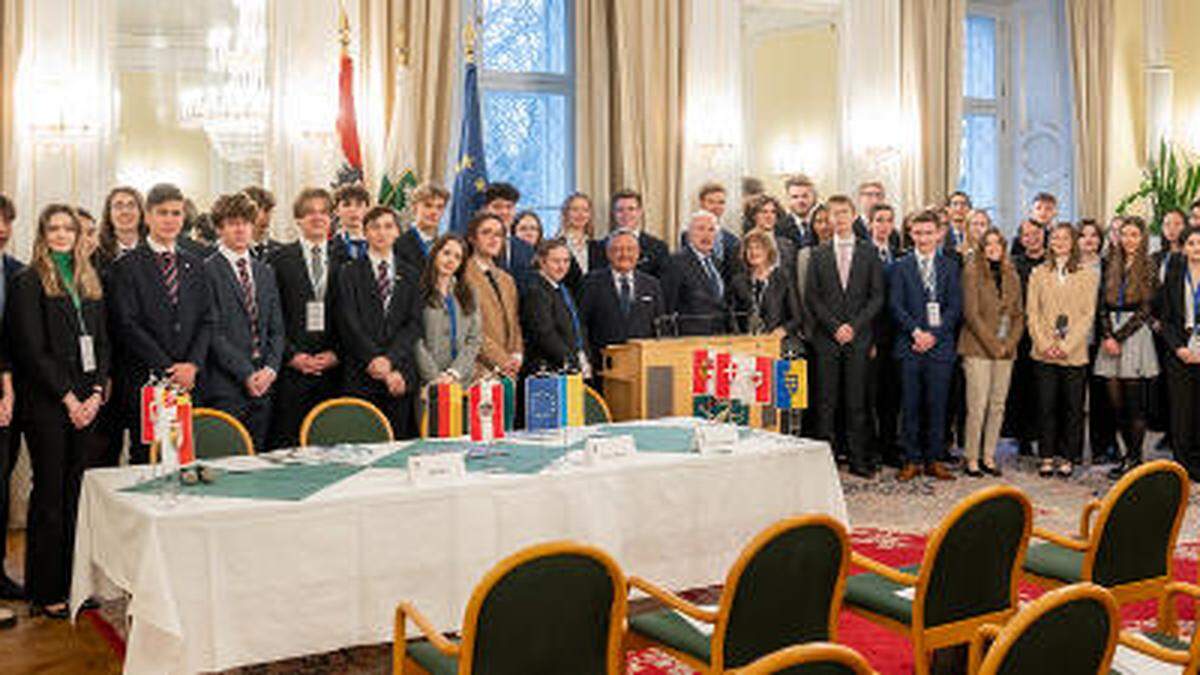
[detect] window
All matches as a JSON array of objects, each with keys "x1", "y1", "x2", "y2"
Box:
[
  {"x1": 478, "y1": 0, "x2": 574, "y2": 234},
  {"x1": 959, "y1": 11, "x2": 1009, "y2": 224}
]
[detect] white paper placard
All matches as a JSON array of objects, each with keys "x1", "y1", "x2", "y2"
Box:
[
  {"x1": 894, "y1": 586, "x2": 916, "y2": 601},
  {"x1": 584, "y1": 435, "x2": 637, "y2": 465},
  {"x1": 694, "y1": 424, "x2": 739, "y2": 454},
  {"x1": 408, "y1": 453, "x2": 467, "y2": 485}
]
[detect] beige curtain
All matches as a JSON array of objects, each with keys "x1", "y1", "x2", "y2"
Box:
[
  {"x1": 574, "y1": 0, "x2": 612, "y2": 231},
  {"x1": 0, "y1": 0, "x2": 19, "y2": 195},
  {"x1": 1065, "y1": 0, "x2": 1113, "y2": 220},
  {"x1": 900, "y1": 0, "x2": 965, "y2": 208},
  {"x1": 400, "y1": 0, "x2": 459, "y2": 186}
]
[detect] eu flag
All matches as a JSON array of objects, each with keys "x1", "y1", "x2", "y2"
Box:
[
  {"x1": 525, "y1": 375, "x2": 562, "y2": 431},
  {"x1": 448, "y1": 60, "x2": 488, "y2": 235}
]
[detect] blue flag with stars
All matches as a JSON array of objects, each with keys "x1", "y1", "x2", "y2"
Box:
[{"x1": 449, "y1": 60, "x2": 488, "y2": 235}]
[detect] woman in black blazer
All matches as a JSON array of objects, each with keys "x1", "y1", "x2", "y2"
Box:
[
  {"x1": 12, "y1": 204, "x2": 110, "y2": 618},
  {"x1": 728, "y1": 229, "x2": 802, "y2": 340},
  {"x1": 1159, "y1": 225, "x2": 1200, "y2": 480},
  {"x1": 559, "y1": 193, "x2": 605, "y2": 297}
]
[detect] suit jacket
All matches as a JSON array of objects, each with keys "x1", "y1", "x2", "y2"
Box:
[
  {"x1": 251, "y1": 238, "x2": 285, "y2": 262},
  {"x1": 563, "y1": 238, "x2": 607, "y2": 297},
  {"x1": 203, "y1": 253, "x2": 285, "y2": 403},
  {"x1": 463, "y1": 261, "x2": 523, "y2": 379},
  {"x1": 804, "y1": 240, "x2": 885, "y2": 351},
  {"x1": 889, "y1": 252, "x2": 963, "y2": 362},
  {"x1": 1026, "y1": 264, "x2": 1100, "y2": 366},
  {"x1": 852, "y1": 215, "x2": 870, "y2": 241},
  {"x1": 270, "y1": 240, "x2": 343, "y2": 361},
  {"x1": 662, "y1": 248, "x2": 731, "y2": 336},
  {"x1": 394, "y1": 228, "x2": 433, "y2": 277},
  {"x1": 0, "y1": 254, "x2": 26, "y2": 373},
  {"x1": 10, "y1": 268, "x2": 110, "y2": 413},
  {"x1": 596, "y1": 231, "x2": 670, "y2": 279},
  {"x1": 1160, "y1": 262, "x2": 1200, "y2": 353},
  {"x1": 577, "y1": 268, "x2": 665, "y2": 368},
  {"x1": 783, "y1": 213, "x2": 817, "y2": 248},
  {"x1": 180, "y1": 236, "x2": 216, "y2": 260},
  {"x1": 728, "y1": 267, "x2": 802, "y2": 336},
  {"x1": 110, "y1": 244, "x2": 213, "y2": 380},
  {"x1": 958, "y1": 257, "x2": 1025, "y2": 360},
  {"x1": 499, "y1": 235, "x2": 536, "y2": 291},
  {"x1": 415, "y1": 294, "x2": 482, "y2": 385},
  {"x1": 335, "y1": 255, "x2": 423, "y2": 394},
  {"x1": 520, "y1": 274, "x2": 588, "y2": 374}
]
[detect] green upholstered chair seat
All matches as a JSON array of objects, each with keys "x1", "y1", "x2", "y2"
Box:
[
  {"x1": 193, "y1": 414, "x2": 251, "y2": 459},
  {"x1": 629, "y1": 608, "x2": 712, "y2": 663},
  {"x1": 1140, "y1": 631, "x2": 1189, "y2": 650},
  {"x1": 305, "y1": 404, "x2": 391, "y2": 446},
  {"x1": 407, "y1": 639, "x2": 459, "y2": 675},
  {"x1": 843, "y1": 565, "x2": 919, "y2": 625},
  {"x1": 1024, "y1": 542, "x2": 1085, "y2": 583},
  {"x1": 583, "y1": 388, "x2": 611, "y2": 424}
]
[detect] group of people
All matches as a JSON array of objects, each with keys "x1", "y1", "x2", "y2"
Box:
[{"x1": 3, "y1": 172, "x2": 1200, "y2": 620}]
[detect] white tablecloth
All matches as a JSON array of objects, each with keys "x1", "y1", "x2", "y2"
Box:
[{"x1": 70, "y1": 420, "x2": 846, "y2": 674}]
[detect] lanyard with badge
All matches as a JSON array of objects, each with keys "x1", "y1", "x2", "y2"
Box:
[
  {"x1": 306, "y1": 245, "x2": 327, "y2": 332},
  {"x1": 66, "y1": 280, "x2": 96, "y2": 373},
  {"x1": 922, "y1": 258, "x2": 942, "y2": 328},
  {"x1": 1188, "y1": 268, "x2": 1200, "y2": 354}
]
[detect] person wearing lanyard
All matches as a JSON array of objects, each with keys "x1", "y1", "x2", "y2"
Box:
[
  {"x1": 1161, "y1": 226, "x2": 1200, "y2": 480},
  {"x1": 520, "y1": 239, "x2": 590, "y2": 376},
  {"x1": 332, "y1": 183, "x2": 371, "y2": 262},
  {"x1": 10, "y1": 204, "x2": 109, "y2": 619},
  {"x1": 416, "y1": 234, "x2": 480, "y2": 386},
  {"x1": 395, "y1": 183, "x2": 448, "y2": 274}
]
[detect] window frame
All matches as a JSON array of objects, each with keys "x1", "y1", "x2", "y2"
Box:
[{"x1": 961, "y1": 2, "x2": 1014, "y2": 228}]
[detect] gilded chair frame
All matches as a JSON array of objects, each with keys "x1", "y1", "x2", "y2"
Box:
[
  {"x1": 1022, "y1": 460, "x2": 1189, "y2": 634},
  {"x1": 1116, "y1": 581, "x2": 1200, "y2": 675},
  {"x1": 624, "y1": 514, "x2": 851, "y2": 674},
  {"x1": 298, "y1": 396, "x2": 394, "y2": 446},
  {"x1": 584, "y1": 385, "x2": 613, "y2": 423},
  {"x1": 729, "y1": 642, "x2": 877, "y2": 675},
  {"x1": 150, "y1": 407, "x2": 254, "y2": 462},
  {"x1": 966, "y1": 583, "x2": 1119, "y2": 675},
  {"x1": 394, "y1": 541, "x2": 628, "y2": 675},
  {"x1": 845, "y1": 486, "x2": 1033, "y2": 675}
]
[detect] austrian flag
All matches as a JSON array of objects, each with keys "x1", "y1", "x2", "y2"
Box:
[{"x1": 469, "y1": 379, "x2": 505, "y2": 442}]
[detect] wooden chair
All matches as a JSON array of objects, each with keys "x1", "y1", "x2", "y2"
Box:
[
  {"x1": 395, "y1": 541, "x2": 626, "y2": 674},
  {"x1": 625, "y1": 515, "x2": 849, "y2": 673},
  {"x1": 967, "y1": 583, "x2": 1119, "y2": 675},
  {"x1": 1021, "y1": 460, "x2": 1189, "y2": 634},
  {"x1": 842, "y1": 486, "x2": 1032, "y2": 675},
  {"x1": 729, "y1": 642, "x2": 876, "y2": 674},
  {"x1": 1113, "y1": 582, "x2": 1200, "y2": 674},
  {"x1": 583, "y1": 385, "x2": 612, "y2": 424},
  {"x1": 299, "y1": 397, "x2": 393, "y2": 446},
  {"x1": 187, "y1": 407, "x2": 255, "y2": 459}
]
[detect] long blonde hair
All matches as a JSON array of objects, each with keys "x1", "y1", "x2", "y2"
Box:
[
  {"x1": 1104, "y1": 215, "x2": 1154, "y2": 305},
  {"x1": 32, "y1": 204, "x2": 103, "y2": 300}
]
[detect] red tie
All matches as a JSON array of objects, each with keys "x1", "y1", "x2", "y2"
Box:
[{"x1": 236, "y1": 258, "x2": 261, "y2": 359}]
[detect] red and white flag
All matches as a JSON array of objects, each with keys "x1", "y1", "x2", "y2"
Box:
[
  {"x1": 754, "y1": 356, "x2": 773, "y2": 404},
  {"x1": 715, "y1": 352, "x2": 734, "y2": 400},
  {"x1": 692, "y1": 349, "x2": 715, "y2": 395},
  {"x1": 469, "y1": 379, "x2": 505, "y2": 442}
]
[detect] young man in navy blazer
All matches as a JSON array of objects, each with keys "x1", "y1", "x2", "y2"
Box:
[
  {"x1": 596, "y1": 189, "x2": 670, "y2": 279},
  {"x1": 0, "y1": 194, "x2": 22, "y2": 601},
  {"x1": 890, "y1": 211, "x2": 963, "y2": 481},
  {"x1": 111, "y1": 183, "x2": 214, "y2": 464},
  {"x1": 394, "y1": 183, "x2": 448, "y2": 274},
  {"x1": 203, "y1": 193, "x2": 285, "y2": 451},
  {"x1": 484, "y1": 182, "x2": 535, "y2": 291}
]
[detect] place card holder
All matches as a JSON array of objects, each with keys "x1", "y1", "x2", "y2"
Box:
[
  {"x1": 408, "y1": 452, "x2": 467, "y2": 485},
  {"x1": 584, "y1": 435, "x2": 637, "y2": 465},
  {"x1": 694, "y1": 424, "x2": 739, "y2": 454}
]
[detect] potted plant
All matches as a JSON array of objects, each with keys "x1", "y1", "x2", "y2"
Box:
[{"x1": 1115, "y1": 140, "x2": 1200, "y2": 234}]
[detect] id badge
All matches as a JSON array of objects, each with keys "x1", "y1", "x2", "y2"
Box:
[
  {"x1": 1190, "y1": 329, "x2": 1200, "y2": 356},
  {"x1": 926, "y1": 302, "x2": 942, "y2": 328},
  {"x1": 79, "y1": 335, "x2": 96, "y2": 373},
  {"x1": 996, "y1": 315, "x2": 1010, "y2": 341},
  {"x1": 305, "y1": 301, "x2": 325, "y2": 332}
]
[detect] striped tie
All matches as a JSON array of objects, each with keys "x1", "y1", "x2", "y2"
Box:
[
  {"x1": 236, "y1": 258, "x2": 261, "y2": 360},
  {"x1": 160, "y1": 251, "x2": 179, "y2": 305},
  {"x1": 377, "y1": 260, "x2": 393, "y2": 310}
]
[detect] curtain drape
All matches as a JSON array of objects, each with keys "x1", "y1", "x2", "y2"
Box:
[
  {"x1": 0, "y1": 0, "x2": 16, "y2": 195},
  {"x1": 574, "y1": 0, "x2": 612, "y2": 231},
  {"x1": 900, "y1": 0, "x2": 965, "y2": 209},
  {"x1": 401, "y1": 0, "x2": 458, "y2": 189},
  {"x1": 1065, "y1": 0, "x2": 1113, "y2": 220}
]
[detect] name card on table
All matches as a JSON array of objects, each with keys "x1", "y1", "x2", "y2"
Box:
[
  {"x1": 408, "y1": 452, "x2": 467, "y2": 485},
  {"x1": 694, "y1": 425, "x2": 739, "y2": 454},
  {"x1": 584, "y1": 435, "x2": 637, "y2": 465}
]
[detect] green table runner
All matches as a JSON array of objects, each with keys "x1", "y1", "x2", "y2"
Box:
[{"x1": 122, "y1": 464, "x2": 364, "y2": 502}]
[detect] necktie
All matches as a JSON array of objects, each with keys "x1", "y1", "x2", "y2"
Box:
[
  {"x1": 559, "y1": 285, "x2": 584, "y2": 352},
  {"x1": 619, "y1": 274, "x2": 632, "y2": 314},
  {"x1": 160, "y1": 251, "x2": 179, "y2": 305},
  {"x1": 701, "y1": 256, "x2": 723, "y2": 299},
  {"x1": 752, "y1": 278, "x2": 766, "y2": 306},
  {"x1": 377, "y1": 259, "x2": 393, "y2": 310},
  {"x1": 920, "y1": 258, "x2": 935, "y2": 296},
  {"x1": 837, "y1": 244, "x2": 851, "y2": 289},
  {"x1": 310, "y1": 244, "x2": 325, "y2": 300},
  {"x1": 236, "y1": 258, "x2": 261, "y2": 359}
]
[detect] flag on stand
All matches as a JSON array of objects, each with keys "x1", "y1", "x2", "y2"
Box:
[
  {"x1": 525, "y1": 375, "x2": 562, "y2": 431},
  {"x1": 692, "y1": 349, "x2": 715, "y2": 395},
  {"x1": 334, "y1": 6, "x2": 364, "y2": 188},
  {"x1": 714, "y1": 352, "x2": 734, "y2": 400},
  {"x1": 773, "y1": 359, "x2": 809, "y2": 410},
  {"x1": 140, "y1": 383, "x2": 194, "y2": 465},
  {"x1": 754, "y1": 356, "x2": 773, "y2": 404},
  {"x1": 447, "y1": 19, "x2": 488, "y2": 235},
  {"x1": 468, "y1": 379, "x2": 506, "y2": 442},
  {"x1": 378, "y1": 45, "x2": 419, "y2": 216},
  {"x1": 558, "y1": 373, "x2": 585, "y2": 427},
  {"x1": 499, "y1": 375, "x2": 516, "y2": 431},
  {"x1": 425, "y1": 383, "x2": 464, "y2": 438}
]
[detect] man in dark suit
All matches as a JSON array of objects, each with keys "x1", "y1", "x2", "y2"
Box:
[
  {"x1": 395, "y1": 183, "x2": 449, "y2": 274},
  {"x1": 782, "y1": 174, "x2": 819, "y2": 248},
  {"x1": 268, "y1": 188, "x2": 344, "y2": 449},
  {"x1": 0, "y1": 194, "x2": 22, "y2": 600},
  {"x1": 482, "y1": 182, "x2": 536, "y2": 291},
  {"x1": 890, "y1": 211, "x2": 962, "y2": 481},
  {"x1": 851, "y1": 181, "x2": 886, "y2": 240},
  {"x1": 578, "y1": 229, "x2": 666, "y2": 375},
  {"x1": 595, "y1": 189, "x2": 670, "y2": 279},
  {"x1": 202, "y1": 193, "x2": 285, "y2": 451},
  {"x1": 1004, "y1": 219, "x2": 1048, "y2": 455},
  {"x1": 111, "y1": 184, "x2": 215, "y2": 464},
  {"x1": 332, "y1": 183, "x2": 371, "y2": 261},
  {"x1": 521, "y1": 240, "x2": 591, "y2": 375},
  {"x1": 677, "y1": 183, "x2": 741, "y2": 273},
  {"x1": 662, "y1": 211, "x2": 732, "y2": 336},
  {"x1": 805, "y1": 195, "x2": 885, "y2": 477},
  {"x1": 335, "y1": 206, "x2": 423, "y2": 438},
  {"x1": 865, "y1": 204, "x2": 903, "y2": 468},
  {"x1": 243, "y1": 186, "x2": 284, "y2": 261}
]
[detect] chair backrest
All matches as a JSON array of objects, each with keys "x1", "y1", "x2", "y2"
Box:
[
  {"x1": 916, "y1": 486, "x2": 1032, "y2": 628},
  {"x1": 732, "y1": 642, "x2": 875, "y2": 675},
  {"x1": 713, "y1": 516, "x2": 850, "y2": 672},
  {"x1": 192, "y1": 408, "x2": 254, "y2": 459},
  {"x1": 977, "y1": 584, "x2": 1118, "y2": 675},
  {"x1": 583, "y1": 386, "x2": 612, "y2": 424},
  {"x1": 1088, "y1": 460, "x2": 1189, "y2": 587},
  {"x1": 299, "y1": 397, "x2": 393, "y2": 447},
  {"x1": 459, "y1": 541, "x2": 626, "y2": 674}
]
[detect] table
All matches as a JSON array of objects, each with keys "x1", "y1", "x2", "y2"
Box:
[{"x1": 70, "y1": 419, "x2": 846, "y2": 674}]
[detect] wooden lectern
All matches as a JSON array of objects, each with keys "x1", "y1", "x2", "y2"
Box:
[{"x1": 601, "y1": 335, "x2": 782, "y2": 428}]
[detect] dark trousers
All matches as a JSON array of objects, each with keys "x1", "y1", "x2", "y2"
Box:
[
  {"x1": 944, "y1": 356, "x2": 966, "y2": 453},
  {"x1": 1004, "y1": 343, "x2": 1040, "y2": 449},
  {"x1": 24, "y1": 410, "x2": 104, "y2": 605},
  {"x1": 1087, "y1": 344, "x2": 1117, "y2": 460},
  {"x1": 0, "y1": 425, "x2": 13, "y2": 568},
  {"x1": 97, "y1": 378, "x2": 138, "y2": 468},
  {"x1": 899, "y1": 357, "x2": 955, "y2": 465},
  {"x1": 812, "y1": 340, "x2": 870, "y2": 468},
  {"x1": 1164, "y1": 356, "x2": 1200, "y2": 475},
  {"x1": 267, "y1": 368, "x2": 340, "y2": 450},
  {"x1": 206, "y1": 391, "x2": 273, "y2": 453},
  {"x1": 868, "y1": 349, "x2": 901, "y2": 464},
  {"x1": 348, "y1": 381, "x2": 417, "y2": 440},
  {"x1": 1035, "y1": 363, "x2": 1087, "y2": 462}
]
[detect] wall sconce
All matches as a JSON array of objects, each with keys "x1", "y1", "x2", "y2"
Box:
[{"x1": 22, "y1": 75, "x2": 103, "y2": 147}]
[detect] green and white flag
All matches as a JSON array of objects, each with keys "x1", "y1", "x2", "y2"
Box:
[{"x1": 378, "y1": 60, "x2": 419, "y2": 216}]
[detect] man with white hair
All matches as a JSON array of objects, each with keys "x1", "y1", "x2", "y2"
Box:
[{"x1": 661, "y1": 210, "x2": 731, "y2": 336}]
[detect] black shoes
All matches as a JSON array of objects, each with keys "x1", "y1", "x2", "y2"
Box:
[
  {"x1": 1107, "y1": 456, "x2": 1141, "y2": 480},
  {"x1": 981, "y1": 463, "x2": 1002, "y2": 477},
  {"x1": 30, "y1": 602, "x2": 69, "y2": 620},
  {"x1": 0, "y1": 575, "x2": 24, "y2": 601}
]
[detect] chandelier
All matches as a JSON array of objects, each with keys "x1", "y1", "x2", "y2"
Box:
[{"x1": 178, "y1": 0, "x2": 269, "y2": 165}]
